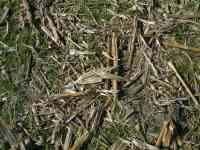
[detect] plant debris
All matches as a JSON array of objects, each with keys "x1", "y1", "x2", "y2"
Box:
[{"x1": 1, "y1": 0, "x2": 200, "y2": 149}]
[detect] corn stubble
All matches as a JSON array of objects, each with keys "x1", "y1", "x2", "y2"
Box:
[{"x1": 1, "y1": 0, "x2": 200, "y2": 149}]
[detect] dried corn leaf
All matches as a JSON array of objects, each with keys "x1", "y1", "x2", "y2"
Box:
[
  {"x1": 75, "y1": 67, "x2": 127, "y2": 85},
  {"x1": 120, "y1": 137, "x2": 159, "y2": 150}
]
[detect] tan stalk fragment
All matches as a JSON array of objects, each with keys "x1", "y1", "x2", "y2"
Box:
[
  {"x1": 156, "y1": 118, "x2": 182, "y2": 149},
  {"x1": 163, "y1": 40, "x2": 200, "y2": 53},
  {"x1": 104, "y1": 35, "x2": 112, "y2": 110},
  {"x1": 111, "y1": 32, "x2": 118, "y2": 103}
]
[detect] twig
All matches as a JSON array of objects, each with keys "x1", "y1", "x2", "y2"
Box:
[{"x1": 168, "y1": 62, "x2": 200, "y2": 108}]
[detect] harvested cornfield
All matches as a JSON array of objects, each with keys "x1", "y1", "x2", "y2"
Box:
[{"x1": 1, "y1": 0, "x2": 200, "y2": 149}]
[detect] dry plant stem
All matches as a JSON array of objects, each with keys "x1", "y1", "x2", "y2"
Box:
[
  {"x1": 0, "y1": 6, "x2": 9, "y2": 25},
  {"x1": 104, "y1": 36, "x2": 112, "y2": 108},
  {"x1": 143, "y1": 51, "x2": 159, "y2": 77},
  {"x1": 51, "y1": 121, "x2": 60, "y2": 144},
  {"x1": 70, "y1": 105, "x2": 104, "y2": 150},
  {"x1": 50, "y1": 92, "x2": 84, "y2": 101},
  {"x1": 128, "y1": 16, "x2": 137, "y2": 76},
  {"x1": 106, "y1": 35, "x2": 111, "y2": 81},
  {"x1": 85, "y1": 6, "x2": 98, "y2": 25},
  {"x1": 46, "y1": 15, "x2": 60, "y2": 44},
  {"x1": 68, "y1": 38, "x2": 83, "y2": 50},
  {"x1": 110, "y1": 141, "x2": 127, "y2": 150},
  {"x1": 156, "y1": 121, "x2": 168, "y2": 147},
  {"x1": 63, "y1": 127, "x2": 73, "y2": 150},
  {"x1": 168, "y1": 62, "x2": 200, "y2": 107},
  {"x1": 123, "y1": 71, "x2": 143, "y2": 88},
  {"x1": 66, "y1": 61, "x2": 79, "y2": 79},
  {"x1": 31, "y1": 105, "x2": 40, "y2": 126},
  {"x1": 156, "y1": 118, "x2": 182, "y2": 149},
  {"x1": 111, "y1": 32, "x2": 118, "y2": 106},
  {"x1": 162, "y1": 122, "x2": 172, "y2": 147},
  {"x1": 2, "y1": 21, "x2": 8, "y2": 38},
  {"x1": 41, "y1": 26, "x2": 60, "y2": 46},
  {"x1": 70, "y1": 130, "x2": 90, "y2": 150},
  {"x1": 156, "y1": 120, "x2": 171, "y2": 148},
  {"x1": 163, "y1": 41, "x2": 200, "y2": 53},
  {"x1": 22, "y1": 0, "x2": 32, "y2": 24},
  {"x1": 64, "y1": 96, "x2": 97, "y2": 124},
  {"x1": 90, "y1": 104, "x2": 104, "y2": 132},
  {"x1": 150, "y1": 76, "x2": 173, "y2": 89}
]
